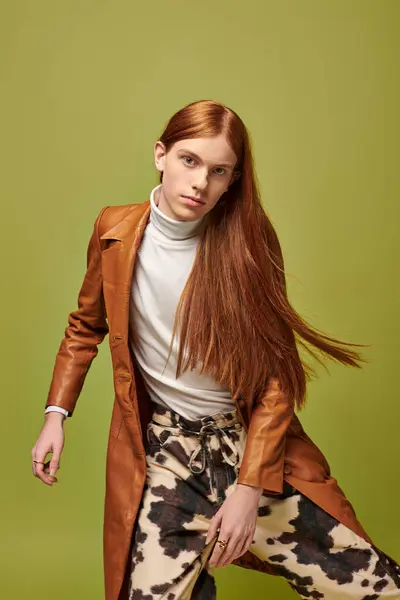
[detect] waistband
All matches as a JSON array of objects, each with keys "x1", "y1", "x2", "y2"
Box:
[
  {"x1": 150, "y1": 403, "x2": 241, "y2": 475},
  {"x1": 150, "y1": 403, "x2": 240, "y2": 432}
]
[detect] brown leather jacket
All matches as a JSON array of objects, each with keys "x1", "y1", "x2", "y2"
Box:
[{"x1": 45, "y1": 201, "x2": 373, "y2": 600}]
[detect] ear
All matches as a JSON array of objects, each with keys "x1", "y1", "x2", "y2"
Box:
[{"x1": 154, "y1": 141, "x2": 167, "y2": 174}]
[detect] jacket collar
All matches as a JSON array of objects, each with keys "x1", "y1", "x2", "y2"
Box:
[{"x1": 99, "y1": 200, "x2": 151, "y2": 242}]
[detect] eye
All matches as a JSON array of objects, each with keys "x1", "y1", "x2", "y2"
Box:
[
  {"x1": 182, "y1": 156, "x2": 195, "y2": 166},
  {"x1": 181, "y1": 155, "x2": 226, "y2": 176}
]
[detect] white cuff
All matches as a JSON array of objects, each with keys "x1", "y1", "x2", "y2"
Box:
[{"x1": 44, "y1": 406, "x2": 69, "y2": 418}]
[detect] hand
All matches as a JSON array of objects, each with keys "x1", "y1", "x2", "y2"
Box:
[
  {"x1": 31, "y1": 412, "x2": 65, "y2": 486},
  {"x1": 205, "y1": 484, "x2": 263, "y2": 568}
]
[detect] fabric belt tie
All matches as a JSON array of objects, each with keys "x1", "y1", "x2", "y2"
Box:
[{"x1": 177, "y1": 422, "x2": 239, "y2": 475}]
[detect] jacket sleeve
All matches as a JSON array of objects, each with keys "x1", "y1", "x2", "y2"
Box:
[
  {"x1": 236, "y1": 377, "x2": 294, "y2": 494},
  {"x1": 44, "y1": 206, "x2": 110, "y2": 416}
]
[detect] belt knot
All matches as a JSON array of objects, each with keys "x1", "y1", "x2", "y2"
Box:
[{"x1": 177, "y1": 422, "x2": 239, "y2": 475}]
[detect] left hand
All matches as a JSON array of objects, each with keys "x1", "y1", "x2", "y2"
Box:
[{"x1": 205, "y1": 483, "x2": 263, "y2": 568}]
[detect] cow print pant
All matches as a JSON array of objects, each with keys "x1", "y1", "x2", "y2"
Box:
[{"x1": 128, "y1": 404, "x2": 400, "y2": 599}]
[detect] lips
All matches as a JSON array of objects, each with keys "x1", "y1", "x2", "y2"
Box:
[{"x1": 183, "y1": 195, "x2": 205, "y2": 204}]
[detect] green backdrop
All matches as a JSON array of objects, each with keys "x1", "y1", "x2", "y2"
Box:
[{"x1": 1, "y1": 1, "x2": 399, "y2": 598}]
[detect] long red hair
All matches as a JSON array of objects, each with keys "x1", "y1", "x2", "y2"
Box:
[{"x1": 158, "y1": 99, "x2": 369, "y2": 411}]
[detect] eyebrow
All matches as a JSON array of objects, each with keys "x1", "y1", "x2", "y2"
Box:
[{"x1": 178, "y1": 148, "x2": 234, "y2": 168}]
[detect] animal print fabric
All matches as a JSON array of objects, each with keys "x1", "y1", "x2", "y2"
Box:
[{"x1": 127, "y1": 404, "x2": 400, "y2": 599}]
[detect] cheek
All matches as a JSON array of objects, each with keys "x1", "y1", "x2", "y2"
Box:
[
  {"x1": 164, "y1": 164, "x2": 187, "y2": 188},
  {"x1": 204, "y1": 196, "x2": 222, "y2": 214},
  {"x1": 211, "y1": 182, "x2": 227, "y2": 200}
]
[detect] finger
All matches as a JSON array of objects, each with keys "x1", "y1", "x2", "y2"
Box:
[
  {"x1": 205, "y1": 523, "x2": 219, "y2": 547},
  {"x1": 205, "y1": 511, "x2": 223, "y2": 544},
  {"x1": 49, "y1": 449, "x2": 61, "y2": 477},
  {"x1": 33, "y1": 456, "x2": 55, "y2": 486},
  {"x1": 209, "y1": 530, "x2": 233, "y2": 568},
  {"x1": 32, "y1": 458, "x2": 44, "y2": 478},
  {"x1": 208, "y1": 540, "x2": 225, "y2": 568},
  {"x1": 219, "y1": 527, "x2": 254, "y2": 568},
  {"x1": 231, "y1": 534, "x2": 252, "y2": 563},
  {"x1": 31, "y1": 448, "x2": 37, "y2": 476},
  {"x1": 43, "y1": 463, "x2": 58, "y2": 482},
  {"x1": 215, "y1": 534, "x2": 240, "y2": 568},
  {"x1": 33, "y1": 459, "x2": 49, "y2": 484}
]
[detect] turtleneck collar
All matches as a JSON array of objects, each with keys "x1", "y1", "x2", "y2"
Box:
[{"x1": 149, "y1": 184, "x2": 205, "y2": 242}]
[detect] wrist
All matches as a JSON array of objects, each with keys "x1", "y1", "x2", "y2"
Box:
[
  {"x1": 44, "y1": 412, "x2": 66, "y2": 424},
  {"x1": 236, "y1": 483, "x2": 263, "y2": 499}
]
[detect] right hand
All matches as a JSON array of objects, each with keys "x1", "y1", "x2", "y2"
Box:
[{"x1": 31, "y1": 412, "x2": 66, "y2": 486}]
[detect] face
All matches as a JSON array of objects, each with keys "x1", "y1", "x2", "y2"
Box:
[{"x1": 153, "y1": 134, "x2": 239, "y2": 221}]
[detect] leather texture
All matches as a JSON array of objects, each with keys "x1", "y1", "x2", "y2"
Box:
[{"x1": 46, "y1": 201, "x2": 379, "y2": 600}]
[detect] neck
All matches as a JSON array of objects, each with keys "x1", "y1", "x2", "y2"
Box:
[{"x1": 149, "y1": 184, "x2": 204, "y2": 241}]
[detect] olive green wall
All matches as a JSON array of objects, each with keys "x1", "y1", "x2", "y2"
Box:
[{"x1": 1, "y1": 1, "x2": 398, "y2": 598}]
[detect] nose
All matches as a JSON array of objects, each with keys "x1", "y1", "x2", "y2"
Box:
[{"x1": 192, "y1": 168, "x2": 208, "y2": 192}]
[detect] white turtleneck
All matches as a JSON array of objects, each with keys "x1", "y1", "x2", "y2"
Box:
[
  {"x1": 128, "y1": 184, "x2": 234, "y2": 419},
  {"x1": 45, "y1": 184, "x2": 234, "y2": 420}
]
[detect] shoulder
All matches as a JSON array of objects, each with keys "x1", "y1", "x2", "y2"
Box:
[{"x1": 95, "y1": 203, "x2": 141, "y2": 237}]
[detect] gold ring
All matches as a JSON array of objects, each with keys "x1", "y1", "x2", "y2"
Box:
[
  {"x1": 33, "y1": 461, "x2": 44, "y2": 464},
  {"x1": 217, "y1": 539, "x2": 228, "y2": 550}
]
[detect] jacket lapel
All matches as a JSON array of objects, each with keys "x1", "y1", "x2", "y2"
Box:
[{"x1": 100, "y1": 201, "x2": 151, "y2": 347}]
